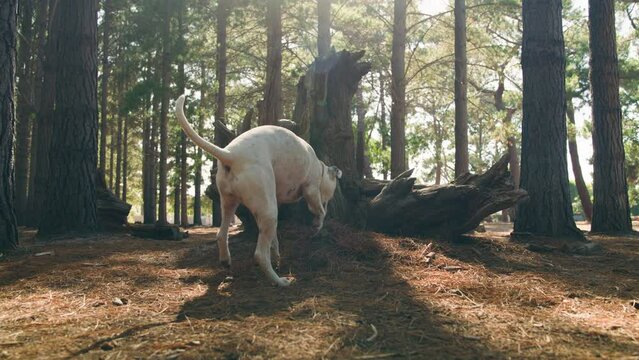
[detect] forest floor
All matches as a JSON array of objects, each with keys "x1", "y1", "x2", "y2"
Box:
[{"x1": 1, "y1": 222, "x2": 638, "y2": 359}]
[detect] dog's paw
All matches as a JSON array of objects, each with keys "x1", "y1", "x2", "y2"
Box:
[{"x1": 274, "y1": 276, "x2": 294, "y2": 287}]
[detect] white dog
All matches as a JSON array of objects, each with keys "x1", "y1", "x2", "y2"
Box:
[{"x1": 175, "y1": 95, "x2": 342, "y2": 286}]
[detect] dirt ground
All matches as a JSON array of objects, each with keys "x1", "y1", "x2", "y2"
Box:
[{"x1": 1, "y1": 222, "x2": 638, "y2": 359}]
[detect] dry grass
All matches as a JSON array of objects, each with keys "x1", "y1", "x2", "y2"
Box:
[{"x1": 0, "y1": 222, "x2": 638, "y2": 359}]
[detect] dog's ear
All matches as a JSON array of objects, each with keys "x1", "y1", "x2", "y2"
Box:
[{"x1": 329, "y1": 166, "x2": 342, "y2": 179}]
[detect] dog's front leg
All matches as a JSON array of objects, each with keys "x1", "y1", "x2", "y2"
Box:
[{"x1": 304, "y1": 188, "x2": 326, "y2": 234}]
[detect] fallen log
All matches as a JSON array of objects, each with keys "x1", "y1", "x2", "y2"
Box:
[
  {"x1": 128, "y1": 223, "x2": 186, "y2": 240},
  {"x1": 367, "y1": 154, "x2": 528, "y2": 238}
]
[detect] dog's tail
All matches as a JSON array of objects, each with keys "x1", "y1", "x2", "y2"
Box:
[{"x1": 175, "y1": 94, "x2": 233, "y2": 166}]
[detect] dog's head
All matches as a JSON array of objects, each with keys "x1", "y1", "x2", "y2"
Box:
[{"x1": 319, "y1": 163, "x2": 342, "y2": 207}]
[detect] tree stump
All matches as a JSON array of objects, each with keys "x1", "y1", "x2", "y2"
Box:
[{"x1": 96, "y1": 169, "x2": 131, "y2": 231}]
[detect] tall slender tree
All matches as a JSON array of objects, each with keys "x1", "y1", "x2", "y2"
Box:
[
  {"x1": 193, "y1": 63, "x2": 205, "y2": 226},
  {"x1": 25, "y1": 0, "x2": 48, "y2": 225},
  {"x1": 15, "y1": 0, "x2": 34, "y2": 224},
  {"x1": 212, "y1": 0, "x2": 230, "y2": 226},
  {"x1": 356, "y1": 88, "x2": 366, "y2": 179},
  {"x1": 178, "y1": 0, "x2": 188, "y2": 226},
  {"x1": 390, "y1": 0, "x2": 407, "y2": 178},
  {"x1": 567, "y1": 100, "x2": 593, "y2": 222},
  {"x1": 99, "y1": 0, "x2": 112, "y2": 174},
  {"x1": 589, "y1": 0, "x2": 632, "y2": 233},
  {"x1": 261, "y1": 0, "x2": 282, "y2": 126},
  {"x1": 157, "y1": 0, "x2": 172, "y2": 225},
  {"x1": 318, "y1": 0, "x2": 331, "y2": 58},
  {"x1": 0, "y1": 0, "x2": 19, "y2": 249},
  {"x1": 39, "y1": 0, "x2": 99, "y2": 236},
  {"x1": 454, "y1": 0, "x2": 469, "y2": 178},
  {"x1": 30, "y1": 0, "x2": 54, "y2": 228},
  {"x1": 514, "y1": 0, "x2": 582, "y2": 239}
]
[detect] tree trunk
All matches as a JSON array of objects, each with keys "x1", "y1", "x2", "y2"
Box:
[
  {"x1": 0, "y1": 0, "x2": 19, "y2": 249},
  {"x1": 144, "y1": 88, "x2": 160, "y2": 224},
  {"x1": 514, "y1": 0, "x2": 583, "y2": 239},
  {"x1": 109, "y1": 118, "x2": 114, "y2": 188},
  {"x1": 356, "y1": 88, "x2": 366, "y2": 179},
  {"x1": 193, "y1": 63, "x2": 205, "y2": 226},
  {"x1": 122, "y1": 114, "x2": 128, "y2": 203},
  {"x1": 567, "y1": 100, "x2": 593, "y2": 222},
  {"x1": 15, "y1": 0, "x2": 34, "y2": 225},
  {"x1": 30, "y1": 0, "x2": 54, "y2": 228},
  {"x1": 589, "y1": 0, "x2": 632, "y2": 233},
  {"x1": 173, "y1": 143, "x2": 180, "y2": 226},
  {"x1": 434, "y1": 116, "x2": 443, "y2": 185},
  {"x1": 212, "y1": 0, "x2": 230, "y2": 226},
  {"x1": 390, "y1": 0, "x2": 407, "y2": 178},
  {"x1": 367, "y1": 154, "x2": 528, "y2": 238},
  {"x1": 39, "y1": 0, "x2": 99, "y2": 237},
  {"x1": 317, "y1": 0, "x2": 331, "y2": 58},
  {"x1": 454, "y1": 0, "x2": 469, "y2": 178},
  {"x1": 25, "y1": 0, "x2": 48, "y2": 226},
  {"x1": 99, "y1": 0, "x2": 111, "y2": 174},
  {"x1": 379, "y1": 71, "x2": 389, "y2": 180},
  {"x1": 158, "y1": 0, "x2": 171, "y2": 225},
  {"x1": 178, "y1": 1, "x2": 188, "y2": 226},
  {"x1": 114, "y1": 81, "x2": 122, "y2": 199},
  {"x1": 261, "y1": 0, "x2": 282, "y2": 126},
  {"x1": 142, "y1": 95, "x2": 154, "y2": 223}
]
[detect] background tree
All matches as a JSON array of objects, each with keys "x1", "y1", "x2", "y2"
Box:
[
  {"x1": 0, "y1": 0, "x2": 19, "y2": 249},
  {"x1": 157, "y1": 0, "x2": 172, "y2": 225},
  {"x1": 39, "y1": 0, "x2": 99, "y2": 236},
  {"x1": 15, "y1": 0, "x2": 34, "y2": 225},
  {"x1": 390, "y1": 0, "x2": 407, "y2": 178},
  {"x1": 589, "y1": 0, "x2": 632, "y2": 233},
  {"x1": 514, "y1": 0, "x2": 582, "y2": 239},
  {"x1": 261, "y1": 0, "x2": 283, "y2": 126},
  {"x1": 99, "y1": 0, "x2": 112, "y2": 174},
  {"x1": 318, "y1": 0, "x2": 331, "y2": 57},
  {"x1": 454, "y1": 0, "x2": 469, "y2": 177}
]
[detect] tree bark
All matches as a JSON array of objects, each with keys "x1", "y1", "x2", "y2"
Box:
[
  {"x1": 567, "y1": 100, "x2": 593, "y2": 222},
  {"x1": 99, "y1": 0, "x2": 111, "y2": 174},
  {"x1": 390, "y1": 0, "x2": 407, "y2": 178},
  {"x1": 39, "y1": 0, "x2": 99, "y2": 237},
  {"x1": 0, "y1": 0, "x2": 19, "y2": 249},
  {"x1": 454, "y1": 0, "x2": 469, "y2": 177},
  {"x1": 589, "y1": 0, "x2": 632, "y2": 233},
  {"x1": 157, "y1": 0, "x2": 171, "y2": 225},
  {"x1": 514, "y1": 0, "x2": 583, "y2": 239},
  {"x1": 317, "y1": 0, "x2": 331, "y2": 58},
  {"x1": 15, "y1": 0, "x2": 34, "y2": 225},
  {"x1": 261, "y1": 0, "x2": 282, "y2": 126}
]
